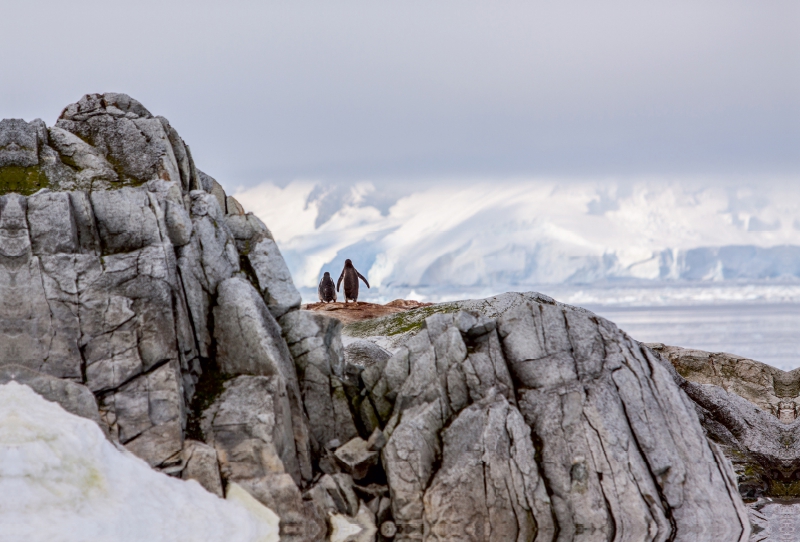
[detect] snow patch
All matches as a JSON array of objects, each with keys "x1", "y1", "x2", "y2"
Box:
[{"x1": 0, "y1": 382, "x2": 279, "y2": 542}]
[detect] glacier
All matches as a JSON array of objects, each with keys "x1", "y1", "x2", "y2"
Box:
[{"x1": 236, "y1": 178, "x2": 800, "y2": 303}]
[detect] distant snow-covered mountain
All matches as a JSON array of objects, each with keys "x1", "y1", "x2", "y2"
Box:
[{"x1": 235, "y1": 178, "x2": 800, "y2": 302}]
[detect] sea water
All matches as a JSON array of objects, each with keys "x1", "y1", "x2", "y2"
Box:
[
  {"x1": 552, "y1": 282, "x2": 800, "y2": 371},
  {"x1": 588, "y1": 303, "x2": 800, "y2": 371}
]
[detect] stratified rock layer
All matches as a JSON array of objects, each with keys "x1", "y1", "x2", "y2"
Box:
[{"x1": 0, "y1": 95, "x2": 750, "y2": 541}]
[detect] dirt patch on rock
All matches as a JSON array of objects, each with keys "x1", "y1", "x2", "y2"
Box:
[{"x1": 301, "y1": 299, "x2": 432, "y2": 325}]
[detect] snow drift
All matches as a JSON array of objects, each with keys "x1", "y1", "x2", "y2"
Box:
[{"x1": 0, "y1": 382, "x2": 279, "y2": 542}]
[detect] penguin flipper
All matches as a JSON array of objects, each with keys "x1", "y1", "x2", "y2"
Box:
[
  {"x1": 337, "y1": 272, "x2": 344, "y2": 292},
  {"x1": 357, "y1": 271, "x2": 370, "y2": 288}
]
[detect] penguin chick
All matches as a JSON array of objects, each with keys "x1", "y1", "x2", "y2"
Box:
[
  {"x1": 318, "y1": 271, "x2": 337, "y2": 303},
  {"x1": 337, "y1": 259, "x2": 369, "y2": 304}
]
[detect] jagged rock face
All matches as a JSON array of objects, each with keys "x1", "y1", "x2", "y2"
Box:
[
  {"x1": 0, "y1": 94, "x2": 302, "y2": 476},
  {"x1": 653, "y1": 344, "x2": 800, "y2": 501},
  {"x1": 0, "y1": 95, "x2": 751, "y2": 541},
  {"x1": 355, "y1": 304, "x2": 749, "y2": 542}
]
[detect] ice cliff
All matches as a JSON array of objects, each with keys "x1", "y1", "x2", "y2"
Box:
[{"x1": 0, "y1": 94, "x2": 751, "y2": 541}]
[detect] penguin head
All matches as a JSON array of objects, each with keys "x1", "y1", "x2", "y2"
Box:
[
  {"x1": 323, "y1": 271, "x2": 330, "y2": 277},
  {"x1": 344, "y1": 259, "x2": 353, "y2": 268}
]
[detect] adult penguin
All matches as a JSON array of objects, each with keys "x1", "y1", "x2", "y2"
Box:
[
  {"x1": 337, "y1": 259, "x2": 369, "y2": 305},
  {"x1": 318, "y1": 272, "x2": 337, "y2": 303}
]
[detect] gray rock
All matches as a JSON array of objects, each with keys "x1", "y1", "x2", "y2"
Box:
[
  {"x1": 79, "y1": 245, "x2": 181, "y2": 392},
  {"x1": 214, "y1": 276, "x2": 295, "y2": 379},
  {"x1": 281, "y1": 310, "x2": 357, "y2": 450},
  {"x1": 158, "y1": 116, "x2": 194, "y2": 191},
  {"x1": 248, "y1": 236, "x2": 302, "y2": 319},
  {"x1": 344, "y1": 340, "x2": 392, "y2": 368},
  {"x1": 90, "y1": 187, "x2": 161, "y2": 254},
  {"x1": 226, "y1": 195, "x2": 245, "y2": 215},
  {"x1": 195, "y1": 170, "x2": 227, "y2": 214},
  {"x1": 163, "y1": 199, "x2": 192, "y2": 247},
  {"x1": 225, "y1": 212, "x2": 269, "y2": 243},
  {"x1": 306, "y1": 473, "x2": 360, "y2": 518},
  {"x1": 380, "y1": 521, "x2": 397, "y2": 538},
  {"x1": 26, "y1": 190, "x2": 78, "y2": 254},
  {"x1": 366, "y1": 429, "x2": 387, "y2": 451},
  {"x1": 180, "y1": 439, "x2": 223, "y2": 497},
  {"x1": 57, "y1": 93, "x2": 182, "y2": 186},
  {"x1": 749, "y1": 500, "x2": 800, "y2": 541},
  {"x1": 212, "y1": 278, "x2": 314, "y2": 479},
  {"x1": 498, "y1": 302, "x2": 749, "y2": 541},
  {"x1": 334, "y1": 437, "x2": 379, "y2": 480},
  {"x1": 649, "y1": 344, "x2": 800, "y2": 501},
  {"x1": 47, "y1": 126, "x2": 118, "y2": 187},
  {"x1": 201, "y1": 375, "x2": 302, "y2": 484},
  {"x1": 0, "y1": 95, "x2": 757, "y2": 541},
  {"x1": 368, "y1": 304, "x2": 750, "y2": 541},
  {"x1": 105, "y1": 360, "x2": 185, "y2": 468},
  {"x1": 652, "y1": 343, "x2": 800, "y2": 422},
  {"x1": 238, "y1": 472, "x2": 325, "y2": 542},
  {"x1": 422, "y1": 395, "x2": 554, "y2": 541},
  {"x1": 177, "y1": 190, "x2": 239, "y2": 358},
  {"x1": 0, "y1": 119, "x2": 39, "y2": 167}
]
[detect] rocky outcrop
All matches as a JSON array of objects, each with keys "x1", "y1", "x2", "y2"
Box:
[
  {"x1": 651, "y1": 344, "x2": 800, "y2": 502},
  {"x1": 0, "y1": 95, "x2": 750, "y2": 541},
  {"x1": 351, "y1": 303, "x2": 749, "y2": 541}
]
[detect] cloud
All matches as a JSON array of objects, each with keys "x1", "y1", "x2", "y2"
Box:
[{"x1": 0, "y1": 1, "x2": 796, "y2": 188}]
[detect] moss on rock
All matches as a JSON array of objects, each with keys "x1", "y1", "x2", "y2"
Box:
[
  {"x1": 0, "y1": 165, "x2": 50, "y2": 195},
  {"x1": 343, "y1": 302, "x2": 461, "y2": 338}
]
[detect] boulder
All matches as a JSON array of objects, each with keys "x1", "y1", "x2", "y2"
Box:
[
  {"x1": 181, "y1": 439, "x2": 223, "y2": 497},
  {"x1": 281, "y1": 310, "x2": 357, "y2": 450},
  {"x1": 497, "y1": 302, "x2": 748, "y2": 541},
  {"x1": 214, "y1": 276, "x2": 295, "y2": 379},
  {"x1": 306, "y1": 473, "x2": 360, "y2": 518},
  {"x1": 422, "y1": 395, "x2": 554, "y2": 541},
  {"x1": 360, "y1": 304, "x2": 751, "y2": 541},
  {"x1": 105, "y1": 360, "x2": 185, "y2": 468},
  {"x1": 0, "y1": 118, "x2": 39, "y2": 167},
  {"x1": 201, "y1": 375, "x2": 302, "y2": 484},
  {"x1": 248, "y1": 236, "x2": 302, "y2": 319},
  {"x1": 651, "y1": 343, "x2": 800, "y2": 501},
  {"x1": 344, "y1": 340, "x2": 391, "y2": 369},
  {"x1": 56, "y1": 93, "x2": 184, "y2": 187},
  {"x1": 334, "y1": 437, "x2": 379, "y2": 481},
  {"x1": 47, "y1": 126, "x2": 118, "y2": 187}
]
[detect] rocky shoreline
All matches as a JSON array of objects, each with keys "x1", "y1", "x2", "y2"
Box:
[{"x1": 0, "y1": 93, "x2": 793, "y2": 541}]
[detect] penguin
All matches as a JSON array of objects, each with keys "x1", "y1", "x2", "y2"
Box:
[
  {"x1": 318, "y1": 271, "x2": 337, "y2": 303},
  {"x1": 337, "y1": 259, "x2": 369, "y2": 305}
]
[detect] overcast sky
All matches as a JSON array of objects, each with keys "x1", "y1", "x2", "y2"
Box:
[{"x1": 1, "y1": 1, "x2": 797, "y2": 190}]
